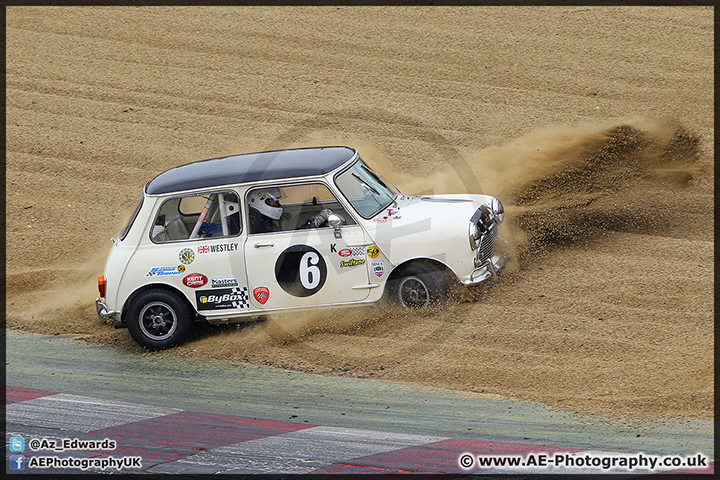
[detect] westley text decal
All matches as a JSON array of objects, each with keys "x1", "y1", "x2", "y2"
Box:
[{"x1": 197, "y1": 243, "x2": 239, "y2": 254}]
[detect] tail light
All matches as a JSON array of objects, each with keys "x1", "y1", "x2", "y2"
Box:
[{"x1": 98, "y1": 276, "x2": 106, "y2": 297}]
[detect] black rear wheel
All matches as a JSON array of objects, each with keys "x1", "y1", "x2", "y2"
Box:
[{"x1": 127, "y1": 289, "x2": 191, "y2": 350}]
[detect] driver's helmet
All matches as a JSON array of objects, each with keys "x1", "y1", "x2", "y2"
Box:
[{"x1": 248, "y1": 190, "x2": 283, "y2": 220}]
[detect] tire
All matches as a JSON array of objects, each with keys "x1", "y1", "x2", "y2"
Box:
[
  {"x1": 127, "y1": 289, "x2": 192, "y2": 350},
  {"x1": 392, "y1": 263, "x2": 449, "y2": 308}
]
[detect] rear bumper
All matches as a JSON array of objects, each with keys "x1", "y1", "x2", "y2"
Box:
[
  {"x1": 465, "y1": 256, "x2": 508, "y2": 285},
  {"x1": 95, "y1": 298, "x2": 117, "y2": 322}
]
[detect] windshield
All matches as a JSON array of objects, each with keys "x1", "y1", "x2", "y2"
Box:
[{"x1": 334, "y1": 160, "x2": 397, "y2": 218}]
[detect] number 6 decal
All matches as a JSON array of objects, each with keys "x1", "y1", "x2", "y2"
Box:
[
  {"x1": 275, "y1": 245, "x2": 327, "y2": 297},
  {"x1": 299, "y1": 251, "x2": 321, "y2": 289}
]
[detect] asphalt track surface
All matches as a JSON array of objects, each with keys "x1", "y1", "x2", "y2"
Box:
[{"x1": 5, "y1": 331, "x2": 714, "y2": 475}]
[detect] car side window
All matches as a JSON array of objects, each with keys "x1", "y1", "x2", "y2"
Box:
[
  {"x1": 247, "y1": 183, "x2": 355, "y2": 234},
  {"x1": 151, "y1": 191, "x2": 241, "y2": 243}
]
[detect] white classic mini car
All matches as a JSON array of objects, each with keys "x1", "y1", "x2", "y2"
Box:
[{"x1": 96, "y1": 146, "x2": 506, "y2": 350}]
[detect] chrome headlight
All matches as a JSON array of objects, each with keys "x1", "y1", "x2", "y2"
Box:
[
  {"x1": 469, "y1": 204, "x2": 492, "y2": 250},
  {"x1": 469, "y1": 221, "x2": 480, "y2": 250},
  {"x1": 491, "y1": 198, "x2": 504, "y2": 223}
]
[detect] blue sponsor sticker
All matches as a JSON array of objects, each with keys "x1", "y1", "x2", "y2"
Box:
[{"x1": 145, "y1": 266, "x2": 184, "y2": 277}]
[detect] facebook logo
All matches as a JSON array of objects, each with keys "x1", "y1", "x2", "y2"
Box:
[
  {"x1": 9, "y1": 454, "x2": 25, "y2": 470},
  {"x1": 9, "y1": 436, "x2": 25, "y2": 453}
]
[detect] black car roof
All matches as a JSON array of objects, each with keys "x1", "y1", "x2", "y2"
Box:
[{"x1": 145, "y1": 146, "x2": 358, "y2": 195}]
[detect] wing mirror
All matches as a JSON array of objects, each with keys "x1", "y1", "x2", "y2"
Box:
[{"x1": 328, "y1": 214, "x2": 343, "y2": 238}]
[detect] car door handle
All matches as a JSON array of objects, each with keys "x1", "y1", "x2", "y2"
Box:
[{"x1": 254, "y1": 243, "x2": 275, "y2": 248}]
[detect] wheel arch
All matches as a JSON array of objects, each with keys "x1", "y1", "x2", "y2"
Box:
[
  {"x1": 121, "y1": 283, "x2": 199, "y2": 323},
  {"x1": 384, "y1": 257, "x2": 461, "y2": 299}
]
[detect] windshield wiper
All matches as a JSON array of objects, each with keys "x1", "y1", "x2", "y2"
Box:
[
  {"x1": 352, "y1": 173, "x2": 387, "y2": 209},
  {"x1": 352, "y1": 173, "x2": 381, "y2": 196},
  {"x1": 376, "y1": 172, "x2": 404, "y2": 202},
  {"x1": 360, "y1": 165, "x2": 388, "y2": 188},
  {"x1": 358, "y1": 166, "x2": 401, "y2": 207}
]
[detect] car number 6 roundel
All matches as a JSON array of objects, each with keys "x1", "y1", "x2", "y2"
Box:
[{"x1": 274, "y1": 245, "x2": 327, "y2": 297}]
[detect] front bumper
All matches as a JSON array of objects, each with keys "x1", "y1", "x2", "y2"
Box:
[
  {"x1": 95, "y1": 298, "x2": 117, "y2": 322},
  {"x1": 465, "y1": 256, "x2": 508, "y2": 285}
]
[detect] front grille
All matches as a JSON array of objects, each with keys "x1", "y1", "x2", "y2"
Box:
[{"x1": 477, "y1": 224, "x2": 497, "y2": 262}]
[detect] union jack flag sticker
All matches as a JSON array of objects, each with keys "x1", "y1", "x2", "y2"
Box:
[{"x1": 198, "y1": 245, "x2": 209, "y2": 254}]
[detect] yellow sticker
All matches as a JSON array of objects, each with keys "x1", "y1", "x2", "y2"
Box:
[
  {"x1": 179, "y1": 248, "x2": 195, "y2": 265},
  {"x1": 366, "y1": 245, "x2": 380, "y2": 259}
]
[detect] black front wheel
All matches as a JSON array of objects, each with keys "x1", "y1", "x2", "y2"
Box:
[
  {"x1": 392, "y1": 264, "x2": 449, "y2": 308},
  {"x1": 127, "y1": 289, "x2": 191, "y2": 350}
]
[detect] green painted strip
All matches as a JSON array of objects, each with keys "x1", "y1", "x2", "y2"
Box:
[{"x1": 5, "y1": 330, "x2": 712, "y2": 457}]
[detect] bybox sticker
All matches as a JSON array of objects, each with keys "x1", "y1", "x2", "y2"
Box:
[{"x1": 196, "y1": 287, "x2": 249, "y2": 310}]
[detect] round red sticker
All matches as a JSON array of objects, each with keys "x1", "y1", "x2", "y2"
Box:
[
  {"x1": 338, "y1": 248, "x2": 352, "y2": 257},
  {"x1": 183, "y1": 273, "x2": 208, "y2": 288}
]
